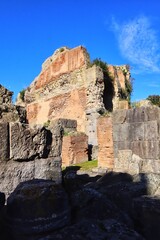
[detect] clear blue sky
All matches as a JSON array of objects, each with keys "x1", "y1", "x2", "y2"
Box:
[{"x1": 0, "y1": 0, "x2": 160, "y2": 102}]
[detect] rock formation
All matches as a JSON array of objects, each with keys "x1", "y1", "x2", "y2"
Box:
[
  {"x1": 2, "y1": 170, "x2": 160, "y2": 239},
  {"x1": 0, "y1": 45, "x2": 160, "y2": 239},
  {"x1": 16, "y1": 46, "x2": 131, "y2": 160},
  {"x1": 0, "y1": 120, "x2": 63, "y2": 197},
  {"x1": 0, "y1": 85, "x2": 26, "y2": 123},
  {"x1": 6, "y1": 179, "x2": 70, "y2": 240}
]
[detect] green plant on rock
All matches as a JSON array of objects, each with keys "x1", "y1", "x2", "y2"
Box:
[
  {"x1": 43, "y1": 120, "x2": 51, "y2": 128},
  {"x1": 19, "y1": 89, "x2": 26, "y2": 102},
  {"x1": 119, "y1": 67, "x2": 133, "y2": 105},
  {"x1": 59, "y1": 47, "x2": 64, "y2": 52},
  {"x1": 91, "y1": 58, "x2": 115, "y2": 111},
  {"x1": 91, "y1": 58, "x2": 108, "y2": 73},
  {"x1": 147, "y1": 95, "x2": 160, "y2": 107}
]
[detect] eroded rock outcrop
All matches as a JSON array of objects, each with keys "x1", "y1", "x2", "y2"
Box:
[
  {"x1": 0, "y1": 85, "x2": 26, "y2": 123},
  {"x1": 17, "y1": 46, "x2": 131, "y2": 160}
]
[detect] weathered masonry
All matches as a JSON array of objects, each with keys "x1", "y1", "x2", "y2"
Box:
[
  {"x1": 17, "y1": 46, "x2": 131, "y2": 159},
  {"x1": 97, "y1": 106, "x2": 160, "y2": 174}
]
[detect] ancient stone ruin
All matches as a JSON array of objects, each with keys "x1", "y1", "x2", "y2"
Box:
[
  {"x1": 17, "y1": 45, "x2": 130, "y2": 162},
  {"x1": 0, "y1": 46, "x2": 160, "y2": 239}
]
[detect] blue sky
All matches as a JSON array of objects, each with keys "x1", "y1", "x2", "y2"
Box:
[{"x1": 0, "y1": 0, "x2": 160, "y2": 102}]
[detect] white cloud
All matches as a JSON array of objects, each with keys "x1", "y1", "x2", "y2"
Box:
[{"x1": 111, "y1": 16, "x2": 160, "y2": 73}]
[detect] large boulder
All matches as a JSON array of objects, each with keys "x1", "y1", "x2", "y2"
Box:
[
  {"x1": 6, "y1": 179, "x2": 70, "y2": 239},
  {"x1": 10, "y1": 123, "x2": 52, "y2": 160}
]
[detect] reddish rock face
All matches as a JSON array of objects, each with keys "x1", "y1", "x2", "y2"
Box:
[
  {"x1": 108, "y1": 65, "x2": 126, "y2": 90},
  {"x1": 62, "y1": 133, "x2": 88, "y2": 167},
  {"x1": 27, "y1": 88, "x2": 87, "y2": 132},
  {"x1": 35, "y1": 46, "x2": 88, "y2": 90},
  {"x1": 97, "y1": 116, "x2": 114, "y2": 169}
]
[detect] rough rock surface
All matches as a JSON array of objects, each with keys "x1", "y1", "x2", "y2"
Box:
[
  {"x1": 18, "y1": 46, "x2": 131, "y2": 160},
  {"x1": 0, "y1": 85, "x2": 26, "y2": 123},
  {"x1": 97, "y1": 116, "x2": 114, "y2": 169},
  {"x1": 2, "y1": 171, "x2": 156, "y2": 239},
  {"x1": 0, "y1": 84, "x2": 13, "y2": 104},
  {"x1": 6, "y1": 180, "x2": 70, "y2": 240},
  {"x1": 62, "y1": 133, "x2": 88, "y2": 167},
  {"x1": 0, "y1": 119, "x2": 64, "y2": 197},
  {"x1": 0, "y1": 158, "x2": 62, "y2": 199},
  {"x1": 10, "y1": 123, "x2": 51, "y2": 160},
  {"x1": 112, "y1": 106, "x2": 160, "y2": 174}
]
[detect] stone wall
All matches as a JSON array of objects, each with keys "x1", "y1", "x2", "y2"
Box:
[
  {"x1": 0, "y1": 84, "x2": 13, "y2": 104},
  {"x1": 34, "y1": 46, "x2": 89, "y2": 90},
  {"x1": 0, "y1": 84, "x2": 26, "y2": 123},
  {"x1": 113, "y1": 106, "x2": 160, "y2": 174},
  {"x1": 17, "y1": 46, "x2": 131, "y2": 160},
  {"x1": 62, "y1": 133, "x2": 88, "y2": 167},
  {"x1": 0, "y1": 120, "x2": 63, "y2": 197},
  {"x1": 97, "y1": 116, "x2": 114, "y2": 169},
  {"x1": 108, "y1": 65, "x2": 130, "y2": 110}
]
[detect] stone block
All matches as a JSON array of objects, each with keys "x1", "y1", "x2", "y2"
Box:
[
  {"x1": 35, "y1": 157, "x2": 62, "y2": 184},
  {"x1": 129, "y1": 122, "x2": 144, "y2": 141},
  {"x1": 0, "y1": 160, "x2": 35, "y2": 198},
  {"x1": 113, "y1": 123, "x2": 130, "y2": 142},
  {"x1": 131, "y1": 141, "x2": 159, "y2": 160},
  {"x1": 126, "y1": 106, "x2": 160, "y2": 123},
  {"x1": 97, "y1": 117, "x2": 114, "y2": 169},
  {"x1": 0, "y1": 123, "x2": 9, "y2": 161},
  {"x1": 128, "y1": 154, "x2": 142, "y2": 175},
  {"x1": 62, "y1": 133, "x2": 88, "y2": 167},
  {"x1": 10, "y1": 123, "x2": 50, "y2": 161},
  {"x1": 48, "y1": 121, "x2": 63, "y2": 158},
  {"x1": 141, "y1": 160, "x2": 160, "y2": 174},
  {"x1": 126, "y1": 107, "x2": 146, "y2": 123},
  {"x1": 117, "y1": 100, "x2": 129, "y2": 109},
  {"x1": 114, "y1": 150, "x2": 132, "y2": 172},
  {"x1": 112, "y1": 109, "x2": 127, "y2": 124},
  {"x1": 144, "y1": 121, "x2": 158, "y2": 141},
  {"x1": 58, "y1": 118, "x2": 77, "y2": 131}
]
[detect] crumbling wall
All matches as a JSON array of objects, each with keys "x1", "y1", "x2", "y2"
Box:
[
  {"x1": 62, "y1": 133, "x2": 88, "y2": 167},
  {"x1": 0, "y1": 85, "x2": 26, "y2": 123},
  {"x1": 0, "y1": 120, "x2": 63, "y2": 197},
  {"x1": 97, "y1": 116, "x2": 114, "y2": 169},
  {"x1": 113, "y1": 106, "x2": 160, "y2": 174},
  {"x1": 17, "y1": 46, "x2": 131, "y2": 160},
  {"x1": 0, "y1": 84, "x2": 13, "y2": 104},
  {"x1": 108, "y1": 65, "x2": 130, "y2": 110}
]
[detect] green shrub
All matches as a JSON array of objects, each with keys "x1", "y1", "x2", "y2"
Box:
[
  {"x1": 62, "y1": 160, "x2": 98, "y2": 172},
  {"x1": 91, "y1": 58, "x2": 115, "y2": 99},
  {"x1": 43, "y1": 120, "x2": 51, "y2": 128},
  {"x1": 119, "y1": 74, "x2": 133, "y2": 105},
  {"x1": 19, "y1": 89, "x2": 26, "y2": 102},
  {"x1": 59, "y1": 47, "x2": 64, "y2": 52},
  {"x1": 147, "y1": 95, "x2": 160, "y2": 107},
  {"x1": 91, "y1": 58, "x2": 108, "y2": 73}
]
